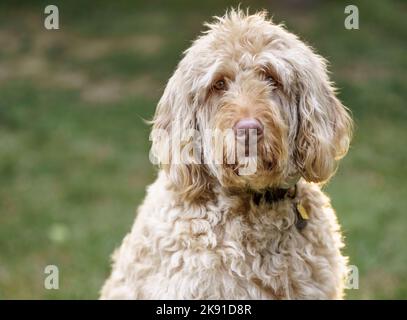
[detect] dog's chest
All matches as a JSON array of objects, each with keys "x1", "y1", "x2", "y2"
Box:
[
  {"x1": 127, "y1": 185, "x2": 345, "y2": 299},
  {"x1": 170, "y1": 202, "x2": 319, "y2": 299}
]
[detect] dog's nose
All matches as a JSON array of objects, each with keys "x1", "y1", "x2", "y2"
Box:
[{"x1": 234, "y1": 118, "x2": 263, "y2": 137}]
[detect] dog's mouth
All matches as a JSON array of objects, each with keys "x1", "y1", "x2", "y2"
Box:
[
  {"x1": 235, "y1": 131, "x2": 264, "y2": 157},
  {"x1": 217, "y1": 131, "x2": 286, "y2": 190},
  {"x1": 224, "y1": 141, "x2": 275, "y2": 178}
]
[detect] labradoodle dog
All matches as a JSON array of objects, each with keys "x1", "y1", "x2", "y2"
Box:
[{"x1": 101, "y1": 10, "x2": 353, "y2": 299}]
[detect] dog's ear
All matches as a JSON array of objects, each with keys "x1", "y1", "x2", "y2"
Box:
[
  {"x1": 151, "y1": 68, "x2": 212, "y2": 201},
  {"x1": 294, "y1": 48, "x2": 353, "y2": 183}
]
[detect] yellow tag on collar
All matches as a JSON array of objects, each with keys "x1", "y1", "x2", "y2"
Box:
[{"x1": 296, "y1": 203, "x2": 309, "y2": 220}]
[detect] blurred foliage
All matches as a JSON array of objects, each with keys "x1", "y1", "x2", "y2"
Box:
[{"x1": 0, "y1": 0, "x2": 406, "y2": 299}]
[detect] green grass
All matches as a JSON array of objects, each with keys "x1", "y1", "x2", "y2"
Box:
[{"x1": 0, "y1": 0, "x2": 406, "y2": 299}]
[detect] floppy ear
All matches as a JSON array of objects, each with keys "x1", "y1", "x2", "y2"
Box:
[
  {"x1": 294, "y1": 49, "x2": 353, "y2": 183},
  {"x1": 150, "y1": 68, "x2": 212, "y2": 201}
]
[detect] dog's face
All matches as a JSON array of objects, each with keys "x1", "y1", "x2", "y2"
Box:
[{"x1": 151, "y1": 10, "x2": 352, "y2": 199}]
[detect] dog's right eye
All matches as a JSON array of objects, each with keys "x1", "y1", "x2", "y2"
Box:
[
  {"x1": 213, "y1": 79, "x2": 227, "y2": 91},
  {"x1": 265, "y1": 75, "x2": 276, "y2": 85}
]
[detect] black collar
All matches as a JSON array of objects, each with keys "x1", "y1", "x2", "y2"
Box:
[
  {"x1": 251, "y1": 184, "x2": 308, "y2": 231},
  {"x1": 251, "y1": 184, "x2": 297, "y2": 206}
]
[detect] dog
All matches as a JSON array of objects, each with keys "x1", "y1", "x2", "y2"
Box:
[{"x1": 100, "y1": 9, "x2": 353, "y2": 299}]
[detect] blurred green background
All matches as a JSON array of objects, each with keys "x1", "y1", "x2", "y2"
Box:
[{"x1": 0, "y1": 0, "x2": 406, "y2": 299}]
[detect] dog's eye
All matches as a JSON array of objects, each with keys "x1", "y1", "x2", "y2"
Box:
[
  {"x1": 265, "y1": 75, "x2": 276, "y2": 85},
  {"x1": 213, "y1": 79, "x2": 226, "y2": 91}
]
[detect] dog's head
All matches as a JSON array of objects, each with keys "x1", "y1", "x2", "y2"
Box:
[{"x1": 151, "y1": 10, "x2": 352, "y2": 200}]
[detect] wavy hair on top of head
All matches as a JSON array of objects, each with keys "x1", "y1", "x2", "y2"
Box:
[{"x1": 150, "y1": 8, "x2": 353, "y2": 202}]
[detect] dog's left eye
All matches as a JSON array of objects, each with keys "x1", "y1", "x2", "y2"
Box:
[{"x1": 213, "y1": 79, "x2": 227, "y2": 91}]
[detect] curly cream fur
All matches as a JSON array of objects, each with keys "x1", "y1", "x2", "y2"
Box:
[{"x1": 101, "y1": 9, "x2": 353, "y2": 300}]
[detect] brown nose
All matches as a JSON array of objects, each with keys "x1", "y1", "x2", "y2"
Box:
[{"x1": 234, "y1": 118, "x2": 263, "y2": 137}]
